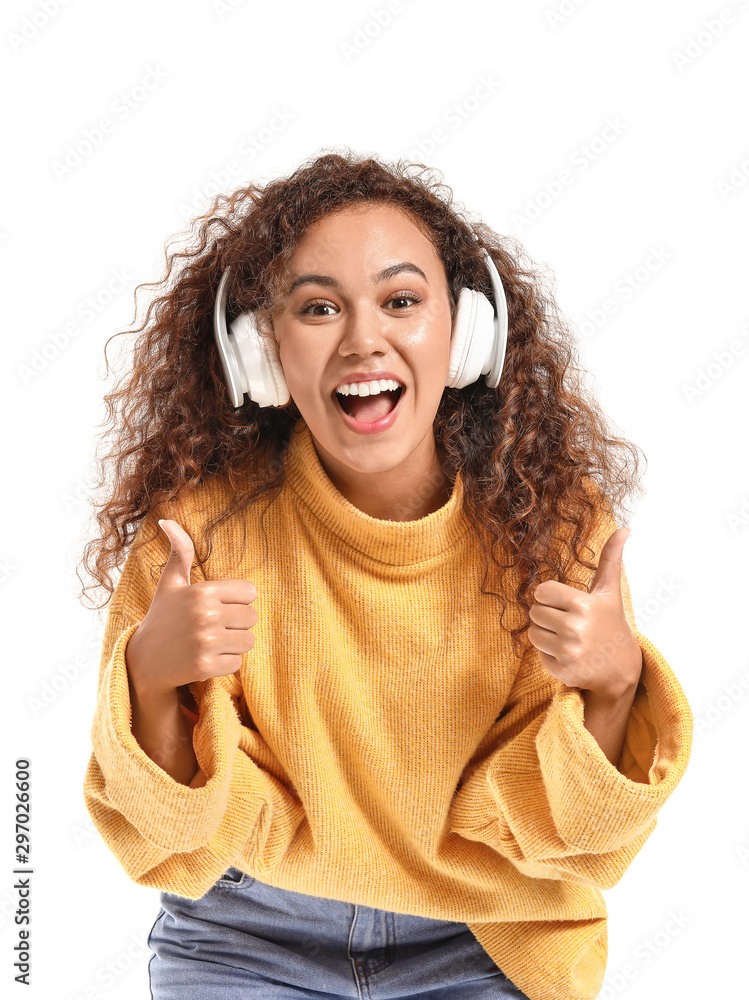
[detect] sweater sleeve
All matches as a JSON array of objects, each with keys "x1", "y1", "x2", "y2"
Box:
[
  {"x1": 82, "y1": 509, "x2": 306, "y2": 899},
  {"x1": 447, "y1": 513, "x2": 693, "y2": 891}
]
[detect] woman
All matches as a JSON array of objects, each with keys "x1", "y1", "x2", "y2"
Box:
[{"x1": 80, "y1": 150, "x2": 692, "y2": 1000}]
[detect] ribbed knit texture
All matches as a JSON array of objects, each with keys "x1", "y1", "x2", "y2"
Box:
[{"x1": 83, "y1": 418, "x2": 693, "y2": 1000}]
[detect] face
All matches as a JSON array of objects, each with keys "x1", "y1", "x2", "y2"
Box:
[{"x1": 268, "y1": 202, "x2": 454, "y2": 510}]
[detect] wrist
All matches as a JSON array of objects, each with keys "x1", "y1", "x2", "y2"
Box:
[
  {"x1": 129, "y1": 683, "x2": 180, "y2": 711},
  {"x1": 125, "y1": 630, "x2": 178, "y2": 705},
  {"x1": 581, "y1": 681, "x2": 637, "y2": 707},
  {"x1": 582, "y1": 642, "x2": 643, "y2": 702}
]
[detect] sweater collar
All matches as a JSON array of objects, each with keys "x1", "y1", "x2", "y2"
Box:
[{"x1": 284, "y1": 420, "x2": 473, "y2": 565}]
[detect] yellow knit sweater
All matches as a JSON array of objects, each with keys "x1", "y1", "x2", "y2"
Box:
[{"x1": 83, "y1": 419, "x2": 693, "y2": 1000}]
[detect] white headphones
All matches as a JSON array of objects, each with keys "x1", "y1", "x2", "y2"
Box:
[{"x1": 213, "y1": 247, "x2": 509, "y2": 408}]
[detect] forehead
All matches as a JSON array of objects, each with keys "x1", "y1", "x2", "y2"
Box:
[{"x1": 286, "y1": 203, "x2": 441, "y2": 272}]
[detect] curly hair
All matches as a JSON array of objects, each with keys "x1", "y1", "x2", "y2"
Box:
[{"x1": 76, "y1": 146, "x2": 645, "y2": 671}]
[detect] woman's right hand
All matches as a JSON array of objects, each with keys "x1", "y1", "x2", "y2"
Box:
[{"x1": 125, "y1": 519, "x2": 258, "y2": 700}]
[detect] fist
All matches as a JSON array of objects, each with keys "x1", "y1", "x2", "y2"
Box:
[
  {"x1": 528, "y1": 527, "x2": 642, "y2": 698},
  {"x1": 125, "y1": 519, "x2": 258, "y2": 699}
]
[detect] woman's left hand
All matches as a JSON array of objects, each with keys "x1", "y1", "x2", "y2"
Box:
[{"x1": 528, "y1": 527, "x2": 643, "y2": 699}]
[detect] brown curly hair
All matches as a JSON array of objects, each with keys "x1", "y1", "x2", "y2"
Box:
[{"x1": 76, "y1": 146, "x2": 645, "y2": 671}]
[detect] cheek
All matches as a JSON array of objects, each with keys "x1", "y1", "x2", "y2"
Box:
[
  {"x1": 276, "y1": 332, "x2": 303, "y2": 373},
  {"x1": 404, "y1": 323, "x2": 452, "y2": 379},
  {"x1": 277, "y1": 339, "x2": 325, "y2": 404},
  {"x1": 403, "y1": 301, "x2": 453, "y2": 356}
]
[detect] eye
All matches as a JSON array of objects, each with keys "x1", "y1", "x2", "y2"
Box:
[
  {"x1": 387, "y1": 291, "x2": 423, "y2": 310},
  {"x1": 299, "y1": 291, "x2": 424, "y2": 317},
  {"x1": 301, "y1": 299, "x2": 336, "y2": 317}
]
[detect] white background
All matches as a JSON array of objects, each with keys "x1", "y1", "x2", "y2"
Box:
[{"x1": 2, "y1": 0, "x2": 747, "y2": 997}]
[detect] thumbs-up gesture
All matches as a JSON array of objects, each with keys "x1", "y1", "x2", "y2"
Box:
[
  {"x1": 527, "y1": 527, "x2": 643, "y2": 699},
  {"x1": 125, "y1": 519, "x2": 259, "y2": 701}
]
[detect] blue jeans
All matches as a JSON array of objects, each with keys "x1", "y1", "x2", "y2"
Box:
[{"x1": 146, "y1": 866, "x2": 531, "y2": 998}]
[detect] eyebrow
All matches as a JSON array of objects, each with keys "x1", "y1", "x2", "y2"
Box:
[{"x1": 287, "y1": 261, "x2": 429, "y2": 294}]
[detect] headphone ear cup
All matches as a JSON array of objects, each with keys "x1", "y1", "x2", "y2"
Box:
[
  {"x1": 228, "y1": 311, "x2": 290, "y2": 407},
  {"x1": 257, "y1": 318, "x2": 291, "y2": 408},
  {"x1": 446, "y1": 287, "x2": 496, "y2": 389}
]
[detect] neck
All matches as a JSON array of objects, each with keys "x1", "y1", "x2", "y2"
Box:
[{"x1": 311, "y1": 437, "x2": 453, "y2": 522}]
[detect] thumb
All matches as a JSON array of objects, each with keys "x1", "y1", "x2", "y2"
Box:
[
  {"x1": 157, "y1": 519, "x2": 195, "y2": 588},
  {"x1": 588, "y1": 526, "x2": 629, "y2": 595}
]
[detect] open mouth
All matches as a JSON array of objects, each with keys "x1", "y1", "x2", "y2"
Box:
[{"x1": 333, "y1": 386, "x2": 404, "y2": 424}]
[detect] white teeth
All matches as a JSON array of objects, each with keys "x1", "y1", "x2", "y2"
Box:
[{"x1": 336, "y1": 378, "x2": 402, "y2": 396}]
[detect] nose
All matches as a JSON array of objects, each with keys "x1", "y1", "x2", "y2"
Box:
[{"x1": 337, "y1": 302, "x2": 390, "y2": 359}]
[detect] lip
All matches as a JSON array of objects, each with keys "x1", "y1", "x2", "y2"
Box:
[
  {"x1": 332, "y1": 382, "x2": 407, "y2": 436},
  {"x1": 331, "y1": 370, "x2": 406, "y2": 392}
]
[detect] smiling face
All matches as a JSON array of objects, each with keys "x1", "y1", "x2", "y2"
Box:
[{"x1": 268, "y1": 201, "x2": 456, "y2": 520}]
